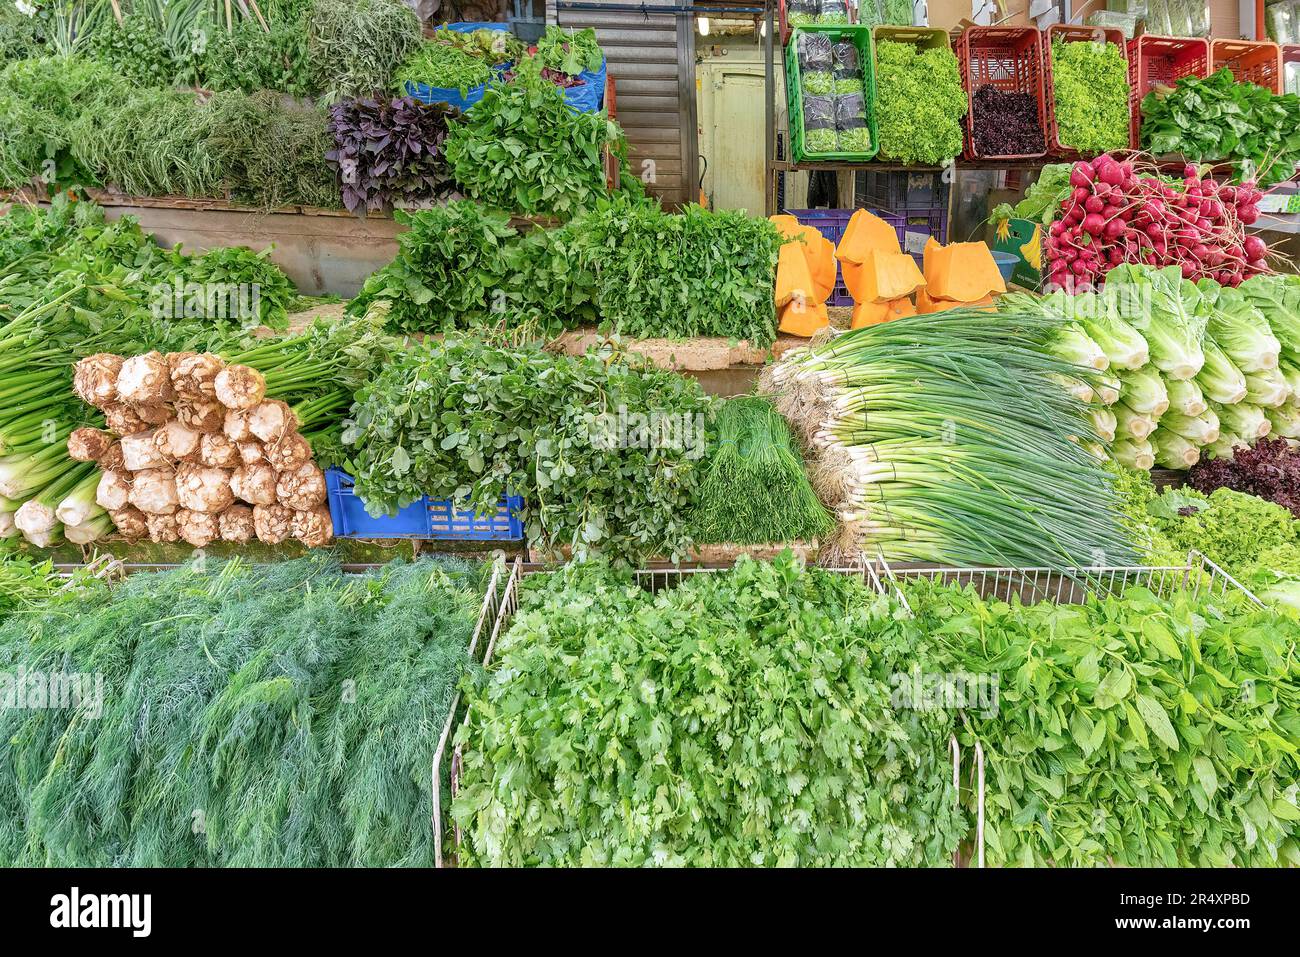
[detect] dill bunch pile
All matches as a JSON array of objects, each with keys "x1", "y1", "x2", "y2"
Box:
[
  {"x1": 0, "y1": 555, "x2": 487, "y2": 867},
  {"x1": 691, "y1": 396, "x2": 833, "y2": 545}
]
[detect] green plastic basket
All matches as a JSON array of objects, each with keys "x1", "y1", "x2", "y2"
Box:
[
  {"x1": 870, "y1": 26, "x2": 956, "y2": 164},
  {"x1": 786, "y1": 25, "x2": 878, "y2": 163}
]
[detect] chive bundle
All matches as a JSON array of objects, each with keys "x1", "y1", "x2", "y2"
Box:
[
  {"x1": 763, "y1": 308, "x2": 1138, "y2": 568},
  {"x1": 691, "y1": 396, "x2": 833, "y2": 545}
]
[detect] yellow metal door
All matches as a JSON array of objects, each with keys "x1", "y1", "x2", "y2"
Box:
[{"x1": 702, "y1": 67, "x2": 767, "y2": 214}]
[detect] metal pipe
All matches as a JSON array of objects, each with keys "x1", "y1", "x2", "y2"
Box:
[
  {"x1": 556, "y1": 2, "x2": 764, "y2": 12},
  {"x1": 764, "y1": 0, "x2": 774, "y2": 215}
]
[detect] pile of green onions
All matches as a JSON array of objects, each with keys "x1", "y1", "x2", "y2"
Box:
[
  {"x1": 1, "y1": 293, "x2": 109, "y2": 547},
  {"x1": 764, "y1": 308, "x2": 1137, "y2": 568}
]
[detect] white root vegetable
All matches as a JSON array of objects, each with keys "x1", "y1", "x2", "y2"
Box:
[
  {"x1": 109, "y1": 506, "x2": 148, "y2": 540},
  {"x1": 170, "y1": 352, "x2": 224, "y2": 400},
  {"x1": 199, "y1": 432, "x2": 241, "y2": 468},
  {"x1": 292, "y1": 507, "x2": 333, "y2": 548},
  {"x1": 121, "y1": 430, "x2": 168, "y2": 471},
  {"x1": 230, "y1": 465, "x2": 278, "y2": 505},
  {"x1": 67, "y1": 428, "x2": 115, "y2": 462},
  {"x1": 65, "y1": 520, "x2": 110, "y2": 545},
  {"x1": 0, "y1": 511, "x2": 17, "y2": 538},
  {"x1": 73, "y1": 353, "x2": 125, "y2": 407},
  {"x1": 264, "y1": 432, "x2": 312, "y2": 473},
  {"x1": 96, "y1": 470, "x2": 132, "y2": 511},
  {"x1": 100, "y1": 442, "x2": 125, "y2": 473},
  {"x1": 116, "y1": 351, "x2": 175, "y2": 405},
  {"x1": 223, "y1": 408, "x2": 253, "y2": 442},
  {"x1": 145, "y1": 512, "x2": 181, "y2": 543},
  {"x1": 153, "y1": 420, "x2": 202, "y2": 463},
  {"x1": 219, "y1": 504, "x2": 256, "y2": 543},
  {"x1": 253, "y1": 503, "x2": 294, "y2": 544},
  {"x1": 174, "y1": 399, "x2": 226, "y2": 434},
  {"x1": 176, "y1": 508, "x2": 220, "y2": 547},
  {"x1": 237, "y1": 441, "x2": 265, "y2": 465},
  {"x1": 175, "y1": 465, "x2": 235, "y2": 513},
  {"x1": 103, "y1": 403, "x2": 156, "y2": 437},
  {"x1": 247, "y1": 400, "x2": 298, "y2": 443},
  {"x1": 276, "y1": 463, "x2": 326, "y2": 511},
  {"x1": 129, "y1": 469, "x2": 180, "y2": 515},
  {"x1": 23, "y1": 526, "x2": 63, "y2": 548},
  {"x1": 14, "y1": 499, "x2": 57, "y2": 536},
  {"x1": 214, "y1": 364, "x2": 267, "y2": 410}
]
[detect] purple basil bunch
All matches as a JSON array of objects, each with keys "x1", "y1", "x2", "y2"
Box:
[{"x1": 325, "y1": 95, "x2": 457, "y2": 214}]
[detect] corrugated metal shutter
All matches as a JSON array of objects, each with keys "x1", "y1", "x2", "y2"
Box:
[{"x1": 548, "y1": 0, "x2": 697, "y2": 207}]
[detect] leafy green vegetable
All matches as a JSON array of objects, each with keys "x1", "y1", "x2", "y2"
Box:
[
  {"x1": 690, "y1": 396, "x2": 832, "y2": 544},
  {"x1": 306, "y1": 0, "x2": 423, "y2": 100},
  {"x1": 1050, "y1": 38, "x2": 1130, "y2": 155},
  {"x1": 560, "y1": 195, "x2": 783, "y2": 346},
  {"x1": 991, "y1": 163, "x2": 1072, "y2": 227},
  {"x1": 873, "y1": 40, "x2": 966, "y2": 166},
  {"x1": 444, "y1": 74, "x2": 621, "y2": 219},
  {"x1": 340, "y1": 338, "x2": 715, "y2": 565},
  {"x1": 84, "y1": 11, "x2": 177, "y2": 86},
  {"x1": 452, "y1": 554, "x2": 965, "y2": 867},
  {"x1": 534, "y1": 26, "x2": 602, "y2": 77},
  {"x1": 200, "y1": 17, "x2": 315, "y2": 96},
  {"x1": 167, "y1": 244, "x2": 298, "y2": 332},
  {"x1": 0, "y1": 556, "x2": 488, "y2": 866},
  {"x1": 907, "y1": 578, "x2": 1300, "y2": 867},
  {"x1": 394, "y1": 38, "x2": 496, "y2": 95},
  {"x1": 1141, "y1": 68, "x2": 1300, "y2": 187},
  {"x1": 348, "y1": 201, "x2": 525, "y2": 335}
]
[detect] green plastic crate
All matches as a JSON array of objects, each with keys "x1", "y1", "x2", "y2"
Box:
[{"x1": 786, "y1": 25, "x2": 878, "y2": 163}]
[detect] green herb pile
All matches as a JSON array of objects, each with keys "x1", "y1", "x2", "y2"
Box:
[
  {"x1": 905, "y1": 578, "x2": 1300, "y2": 867},
  {"x1": 339, "y1": 338, "x2": 715, "y2": 564},
  {"x1": 443, "y1": 73, "x2": 622, "y2": 219},
  {"x1": 306, "y1": 0, "x2": 423, "y2": 99},
  {"x1": 351, "y1": 195, "x2": 781, "y2": 345},
  {"x1": 873, "y1": 39, "x2": 966, "y2": 166},
  {"x1": 394, "y1": 39, "x2": 496, "y2": 95},
  {"x1": 167, "y1": 245, "x2": 299, "y2": 332},
  {"x1": 691, "y1": 396, "x2": 833, "y2": 544},
  {"x1": 1049, "y1": 38, "x2": 1130, "y2": 155},
  {"x1": 534, "y1": 25, "x2": 603, "y2": 76},
  {"x1": 561, "y1": 195, "x2": 784, "y2": 345},
  {"x1": 200, "y1": 18, "x2": 315, "y2": 96},
  {"x1": 1141, "y1": 68, "x2": 1300, "y2": 187},
  {"x1": 452, "y1": 554, "x2": 965, "y2": 867},
  {"x1": 83, "y1": 11, "x2": 176, "y2": 86},
  {"x1": 0, "y1": 556, "x2": 489, "y2": 867},
  {"x1": 0, "y1": 551, "x2": 68, "y2": 620}
]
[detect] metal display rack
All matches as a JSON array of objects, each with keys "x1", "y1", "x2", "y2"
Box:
[{"x1": 434, "y1": 549, "x2": 1264, "y2": 867}]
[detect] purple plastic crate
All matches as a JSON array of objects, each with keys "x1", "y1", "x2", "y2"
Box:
[
  {"x1": 783, "y1": 208, "x2": 854, "y2": 307},
  {"x1": 873, "y1": 207, "x2": 949, "y2": 266}
]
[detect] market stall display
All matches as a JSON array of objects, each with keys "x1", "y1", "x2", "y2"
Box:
[
  {"x1": 785, "y1": 27, "x2": 877, "y2": 161},
  {"x1": 1045, "y1": 25, "x2": 1131, "y2": 157},
  {"x1": 958, "y1": 26, "x2": 1049, "y2": 161},
  {"x1": 872, "y1": 28, "x2": 967, "y2": 166}
]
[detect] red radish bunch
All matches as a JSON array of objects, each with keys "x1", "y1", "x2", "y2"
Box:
[{"x1": 1043, "y1": 154, "x2": 1271, "y2": 293}]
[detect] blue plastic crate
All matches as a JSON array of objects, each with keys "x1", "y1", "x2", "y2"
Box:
[{"x1": 325, "y1": 468, "x2": 524, "y2": 541}]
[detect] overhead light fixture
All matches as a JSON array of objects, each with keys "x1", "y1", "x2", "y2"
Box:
[{"x1": 697, "y1": 16, "x2": 710, "y2": 36}]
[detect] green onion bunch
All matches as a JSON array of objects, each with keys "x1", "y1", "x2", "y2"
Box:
[{"x1": 764, "y1": 308, "x2": 1138, "y2": 567}]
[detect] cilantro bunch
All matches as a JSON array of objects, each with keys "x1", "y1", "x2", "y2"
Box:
[
  {"x1": 873, "y1": 40, "x2": 966, "y2": 166},
  {"x1": 453, "y1": 554, "x2": 965, "y2": 866}
]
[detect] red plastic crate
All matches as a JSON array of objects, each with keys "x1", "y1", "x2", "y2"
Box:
[
  {"x1": 1127, "y1": 35, "x2": 1210, "y2": 151},
  {"x1": 957, "y1": 26, "x2": 1048, "y2": 161},
  {"x1": 1043, "y1": 24, "x2": 1129, "y2": 160},
  {"x1": 1211, "y1": 39, "x2": 1283, "y2": 95}
]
